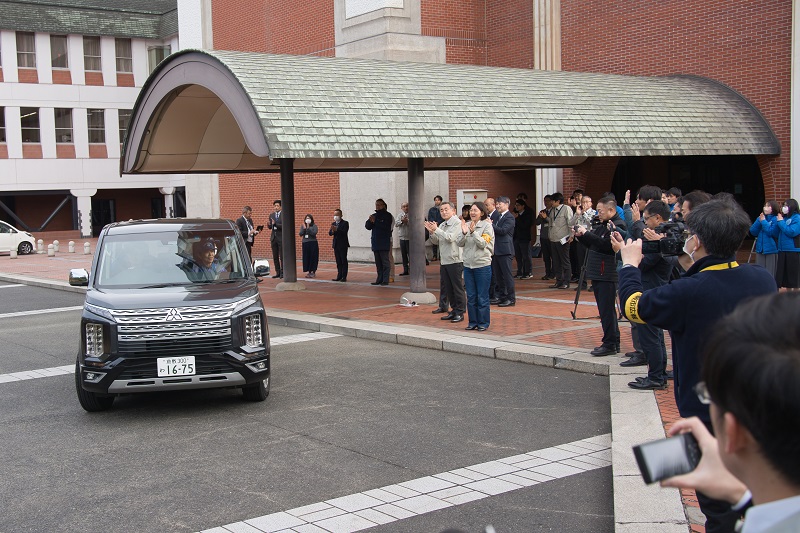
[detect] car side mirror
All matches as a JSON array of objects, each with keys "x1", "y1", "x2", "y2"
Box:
[{"x1": 69, "y1": 268, "x2": 89, "y2": 286}]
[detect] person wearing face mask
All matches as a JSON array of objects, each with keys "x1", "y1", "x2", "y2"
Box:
[
  {"x1": 614, "y1": 198, "x2": 777, "y2": 533},
  {"x1": 329, "y1": 209, "x2": 349, "y2": 282},
  {"x1": 775, "y1": 198, "x2": 800, "y2": 291},
  {"x1": 299, "y1": 213, "x2": 319, "y2": 278},
  {"x1": 749, "y1": 201, "x2": 780, "y2": 280}
]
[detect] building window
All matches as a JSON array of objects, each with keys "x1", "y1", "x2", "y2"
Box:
[
  {"x1": 118, "y1": 109, "x2": 132, "y2": 144},
  {"x1": 115, "y1": 38, "x2": 133, "y2": 73},
  {"x1": 55, "y1": 108, "x2": 73, "y2": 143},
  {"x1": 16, "y1": 32, "x2": 36, "y2": 68},
  {"x1": 50, "y1": 35, "x2": 68, "y2": 68},
  {"x1": 147, "y1": 46, "x2": 170, "y2": 73},
  {"x1": 20, "y1": 107, "x2": 40, "y2": 142},
  {"x1": 84, "y1": 36, "x2": 101, "y2": 71},
  {"x1": 87, "y1": 109, "x2": 105, "y2": 143},
  {"x1": 0, "y1": 108, "x2": 6, "y2": 143}
]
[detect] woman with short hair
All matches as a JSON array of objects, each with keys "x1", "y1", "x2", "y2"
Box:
[
  {"x1": 457, "y1": 201, "x2": 495, "y2": 331},
  {"x1": 749, "y1": 200, "x2": 780, "y2": 279},
  {"x1": 299, "y1": 213, "x2": 319, "y2": 278},
  {"x1": 775, "y1": 198, "x2": 800, "y2": 290}
]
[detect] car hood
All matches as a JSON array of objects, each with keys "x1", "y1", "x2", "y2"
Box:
[{"x1": 85, "y1": 281, "x2": 259, "y2": 310}]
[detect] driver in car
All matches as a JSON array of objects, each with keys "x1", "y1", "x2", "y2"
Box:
[{"x1": 191, "y1": 238, "x2": 228, "y2": 279}]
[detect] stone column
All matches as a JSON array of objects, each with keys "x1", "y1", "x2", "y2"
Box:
[
  {"x1": 276, "y1": 159, "x2": 304, "y2": 291},
  {"x1": 160, "y1": 187, "x2": 175, "y2": 218},
  {"x1": 71, "y1": 189, "x2": 97, "y2": 238},
  {"x1": 403, "y1": 158, "x2": 436, "y2": 304}
]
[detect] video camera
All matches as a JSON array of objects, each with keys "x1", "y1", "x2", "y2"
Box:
[{"x1": 642, "y1": 221, "x2": 688, "y2": 256}]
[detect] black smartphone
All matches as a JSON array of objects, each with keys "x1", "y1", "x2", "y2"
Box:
[
  {"x1": 632, "y1": 433, "x2": 701, "y2": 484},
  {"x1": 256, "y1": 225, "x2": 264, "y2": 232}
]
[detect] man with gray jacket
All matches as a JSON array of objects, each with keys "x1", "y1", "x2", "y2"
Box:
[
  {"x1": 425, "y1": 202, "x2": 467, "y2": 323},
  {"x1": 548, "y1": 192, "x2": 574, "y2": 289}
]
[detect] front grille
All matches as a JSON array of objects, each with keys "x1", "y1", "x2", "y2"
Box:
[
  {"x1": 117, "y1": 359, "x2": 237, "y2": 380},
  {"x1": 110, "y1": 303, "x2": 235, "y2": 357}
]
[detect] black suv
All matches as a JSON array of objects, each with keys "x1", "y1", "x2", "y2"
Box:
[{"x1": 70, "y1": 219, "x2": 270, "y2": 411}]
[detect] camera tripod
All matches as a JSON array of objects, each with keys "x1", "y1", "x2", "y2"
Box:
[{"x1": 570, "y1": 244, "x2": 599, "y2": 320}]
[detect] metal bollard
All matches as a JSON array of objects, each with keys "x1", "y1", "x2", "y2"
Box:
[
  {"x1": 53, "y1": 240, "x2": 60, "y2": 253},
  {"x1": 84, "y1": 242, "x2": 91, "y2": 255},
  {"x1": 47, "y1": 244, "x2": 55, "y2": 257},
  {"x1": 37, "y1": 239, "x2": 44, "y2": 254},
  {"x1": 68, "y1": 241, "x2": 75, "y2": 253},
  {"x1": 10, "y1": 249, "x2": 17, "y2": 259}
]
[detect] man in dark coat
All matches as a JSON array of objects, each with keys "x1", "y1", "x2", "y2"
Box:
[
  {"x1": 236, "y1": 205, "x2": 258, "y2": 260},
  {"x1": 267, "y1": 199, "x2": 283, "y2": 278},
  {"x1": 365, "y1": 198, "x2": 393, "y2": 285},
  {"x1": 616, "y1": 198, "x2": 777, "y2": 533},
  {"x1": 513, "y1": 199, "x2": 534, "y2": 278},
  {"x1": 575, "y1": 197, "x2": 627, "y2": 356},
  {"x1": 492, "y1": 196, "x2": 516, "y2": 306},
  {"x1": 329, "y1": 208, "x2": 349, "y2": 282}
]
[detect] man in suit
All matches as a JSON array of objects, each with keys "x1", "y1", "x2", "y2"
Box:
[
  {"x1": 427, "y1": 195, "x2": 444, "y2": 261},
  {"x1": 267, "y1": 199, "x2": 283, "y2": 278},
  {"x1": 660, "y1": 292, "x2": 800, "y2": 533},
  {"x1": 365, "y1": 198, "x2": 393, "y2": 285},
  {"x1": 513, "y1": 199, "x2": 534, "y2": 279},
  {"x1": 485, "y1": 197, "x2": 500, "y2": 302},
  {"x1": 329, "y1": 208, "x2": 349, "y2": 281},
  {"x1": 492, "y1": 196, "x2": 516, "y2": 307},
  {"x1": 535, "y1": 195, "x2": 555, "y2": 280},
  {"x1": 236, "y1": 206, "x2": 259, "y2": 260}
]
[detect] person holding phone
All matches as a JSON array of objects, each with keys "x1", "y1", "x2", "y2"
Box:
[
  {"x1": 236, "y1": 206, "x2": 259, "y2": 260},
  {"x1": 659, "y1": 292, "x2": 800, "y2": 532}
]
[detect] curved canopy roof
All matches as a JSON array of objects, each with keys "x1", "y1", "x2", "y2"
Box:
[{"x1": 122, "y1": 49, "x2": 780, "y2": 174}]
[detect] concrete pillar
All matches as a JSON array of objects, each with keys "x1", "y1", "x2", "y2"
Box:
[
  {"x1": 276, "y1": 159, "x2": 304, "y2": 291},
  {"x1": 160, "y1": 187, "x2": 176, "y2": 218},
  {"x1": 71, "y1": 189, "x2": 97, "y2": 238},
  {"x1": 403, "y1": 158, "x2": 436, "y2": 304}
]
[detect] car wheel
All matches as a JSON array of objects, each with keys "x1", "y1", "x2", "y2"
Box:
[
  {"x1": 18, "y1": 241, "x2": 33, "y2": 255},
  {"x1": 242, "y1": 377, "x2": 269, "y2": 402},
  {"x1": 75, "y1": 360, "x2": 114, "y2": 412}
]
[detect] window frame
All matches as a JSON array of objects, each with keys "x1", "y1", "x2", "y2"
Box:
[
  {"x1": 87, "y1": 109, "x2": 105, "y2": 144},
  {"x1": 0, "y1": 107, "x2": 6, "y2": 143},
  {"x1": 55, "y1": 108, "x2": 73, "y2": 143},
  {"x1": 16, "y1": 32, "x2": 37, "y2": 68},
  {"x1": 147, "y1": 45, "x2": 171, "y2": 74},
  {"x1": 118, "y1": 109, "x2": 132, "y2": 144},
  {"x1": 20, "y1": 107, "x2": 41, "y2": 143},
  {"x1": 50, "y1": 35, "x2": 69, "y2": 69},
  {"x1": 115, "y1": 38, "x2": 133, "y2": 73},
  {"x1": 83, "y1": 36, "x2": 102, "y2": 72}
]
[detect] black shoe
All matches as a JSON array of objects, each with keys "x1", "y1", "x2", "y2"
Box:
[
  {"x1": 628, "y1": 378, "x2": 667, "y2": 390},
  {"x1": 332, "y1": 278, "x2": 341, "y2": 281},
  {"x1": 339, "y1": 278, "x2": 347, "y2": 282},
  {"x1": 620, "y1": 353, "x2": 648, "y2": 367},
  {"x1": 570, "y1": 277, "x2": 580, "y2": 283},
  {"x1": 498, "y1": 300, "x2": 515, "y2": 307},
  {"x1": 624, "y1": 350, "x2": 643, "y2": 359},
  {"x1": 441, "y1": 313, "x2": 455, "y2": 320},
  {"x1": 549, "y1": 282, "x2": 561, "y2": 288},
  {"x1": 432, "y1": 308, "x2": 448, "y2": 314},
  {"x1": 450, "y1": 315, "x2": 464, "y2": 323},
  {"x1": 371, "y1": 282, "x2": 381, "y2": 285},
  {"x1": 476, "y1": 326, "x2": 487, "y2": 331},
  {"x1": 542, "y1": 275, "x2": 554, "y2": 280},
  {"x1": 665, "y1": 370, "x2": 674, "y2": 380},
  {"x1": 590, "y1": 345, "x2": 618, "y2": 356},
  {"x1": 521, "y1": 274, "x2": 533, "y2": 279},
  {"x1": 279, "y1": 274, "x2": 284, "y2": 279},
  {"x1": 272, "y1": 274, "x2": 280, "y2": 278},
  {"x1": 399, "y1": 272, "x2": 409, "y2": 276},
  {"x1": 489, "y1": 298, "x2": 501, "y2": 305},
  {"x1": 557, "y1": 283, "x2": 570, "y2": 289},
  {"x1": 465, "y1": 325, "x2": 477, "y2": 330},
  {"x1": 380, "y1": 282, "x2": 389, "y2": 286}
]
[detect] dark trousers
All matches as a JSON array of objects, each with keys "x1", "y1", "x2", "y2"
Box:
[
  {"x1": 438, "y1": 272, "x2": 449, "y2": 310},
  {"x1": 431, "y1": 243, "x2": 439, "y2": 260},
  {"x1": 593, "y1": 280, "x2": 619, "y2": 347},
  {"x1": 696, "y1": 491, "x2": 744, "y2": 533},
  {"x1": 400, "y1": 239, "x2": 410, "y2": 274},
  {"x1": 244, "y1": 241, "x2": 253, "y2": 260},
  {"x1": 441, "y1": 262, "x2": 466, "y2": 314},
  {"x1": 495, "y1": 254, "x2": 515, "y2": 303},
  {"x1": 334, "y1": 247, "x2": 348, "y2": 280},
  {"x1": 639, "y1": 322, "x2": 667, "y2": 383},
  {"x1": 551, "y1": 240, "x2": 571, "y2": 284},
  {"x1": 540, "y1": 238, "x2": 553, "y2": 277},
  {"x1": 489, "y1": 256, "x2": 498, "y2": 299},
  {"x1": 514, "y1": 240, "x2": 532, "y2": 276},
  {"x1": 271, "y1": 238, "x2": 283, "y2": 275},
  {"x1": 570, "y1": 240, "x2": 580, "y2": 278},
  {"x1": 374, "y1": 250, "x2": 390, "y2": 283},
  {"x1": 575, "y1": 242, "x2": 589, "y2": 287}
]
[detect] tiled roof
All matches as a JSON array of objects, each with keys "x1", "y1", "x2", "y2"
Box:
[
  {"x1": 205, "y1": 50, "x2": 779, "y2": 160},
  {"x1": 0, "y1": 0, "x2": 177, "y2": 39}
]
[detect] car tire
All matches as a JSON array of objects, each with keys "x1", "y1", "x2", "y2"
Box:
[
  {"x1": 242, "y1": 377, "x2": 269, "y2": 402},
  {"x1": 75, "y1": 360, "x2": 114, "y2": 412},
  {"x1": 18, "y1": 241, "x2": 33, "y2": 255}
]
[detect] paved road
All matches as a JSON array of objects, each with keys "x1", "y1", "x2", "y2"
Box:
[{"x1": 0, "y1": 282, "x2": 613, "y2": 533}]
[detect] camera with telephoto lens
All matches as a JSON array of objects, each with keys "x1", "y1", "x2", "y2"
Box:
[{"x1": 641, "y1": 221, "x2": 688, "y2": 256}]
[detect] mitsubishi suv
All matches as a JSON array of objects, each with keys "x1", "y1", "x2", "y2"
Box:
[{"x1": 70, "y1": 219, "x2": 270, "y2": 411}]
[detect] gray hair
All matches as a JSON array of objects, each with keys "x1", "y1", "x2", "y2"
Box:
[{"x1": 439, "y1": 201, "x2": 455, "y2": 210}]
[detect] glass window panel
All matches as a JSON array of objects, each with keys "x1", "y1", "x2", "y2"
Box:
[
  {"x1": 147, "y1": 46, "x2": 171, "y2": 73},
  {"x1": 115, "y1": 38, "x2": 132, "y2": 73},
  {"x1": 20, "y1": 107, "x2": 40, "y2": 143},
  {"x1": 83, "y1": 36, "x2": 101, "y2": 71},
  {"x1": 16, "y1": 32, "x2": 36, "y2": 68},
  {"x1": 55, "y1": 108, "x2": 73, "y2": 143},
  {"x1": 51, "y1": 35, "x2": 68, "y2": 68},
  {"x1": 87, "y1": 109, "x2": 105, "y2": 143},
  {"x1": 118, "y1": 109, "x2": 132, "y2": 144}
]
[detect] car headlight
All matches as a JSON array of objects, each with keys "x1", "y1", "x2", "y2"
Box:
[
  {"x1": 243, "y1": 313, "x2": 263, "y2": 348},
  {"x1": 85, "y1": 303, "x2": 115, "y2": 321},
  {"x1": 85, "y1": 323, "x2": 105, "y2": 356},
  {"x1": 232, "y1": 294, "x2": 261, "y2": 315}
]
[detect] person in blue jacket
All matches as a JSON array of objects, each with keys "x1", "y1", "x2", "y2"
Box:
[
  {"x1": 775, "y1": 198, "x2": 800, "y2": 290},
  {"x1": 365, "y1": 198, "x2": 393, "y2": 285},
  {"x1": 614, "y1": 198, "x2": 776, "y2": 533},
  {"x1": 749, "y1": 200, "x2": 780, "y2": 279}
]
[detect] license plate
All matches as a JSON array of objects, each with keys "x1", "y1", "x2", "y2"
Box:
[{"x1": 156, "y1": 356, "x2": 196, "y2": 377}]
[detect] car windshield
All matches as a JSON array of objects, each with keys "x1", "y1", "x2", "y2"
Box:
[{"x1": 94, "y1": 230, "x2": 250, "y2": 288}]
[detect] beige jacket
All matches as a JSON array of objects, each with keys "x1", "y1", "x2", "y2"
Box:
[
  {"x1": 457, "y1": 219, "x2": 494, "y2": 268},
  {"x1": 549, "y1": 204, "x2": 574, "y2": 242},
  {"x1": 429, "y1": 216, "x2": 463, "y2": 265}
]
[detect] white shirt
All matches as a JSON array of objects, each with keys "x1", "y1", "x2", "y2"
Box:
[{"x1": 742, "y1": 494, "x2": 800, "y2": 533}]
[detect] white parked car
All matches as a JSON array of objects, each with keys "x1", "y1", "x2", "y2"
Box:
[{"x1": 0, "y1": 220, "x2": 36, "y2": 255}]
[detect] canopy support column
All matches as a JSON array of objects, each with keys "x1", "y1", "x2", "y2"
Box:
[
  {"x1": 402, "y1": 158, "x2": 436, "y2": 305},
  {"x1": 276, "y1": 158, "x2": 305, "y2": 291}
]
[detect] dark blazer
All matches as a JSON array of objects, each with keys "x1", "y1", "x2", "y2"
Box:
[
  {"x1": 268, "y1": 211, "x2": 282, "y2": 243},
  {"x1": 493, "y1": 210, "x2": 515, "y2": 256},
  {"x1": 365, "y1": 208, "x2": 393, "y2": 251},
  {"x1": 513, "y1": 208, "x2": 533, "y2": 241},
  {"x1": 576, "y1": 213, "x2": 627, "y2": 282},
  {"x1": 329, "y1": 219, "x2": 350, "y2": 250},
  {"x1": 236, "y1": 215, "x2": 254, "y2": 242}
]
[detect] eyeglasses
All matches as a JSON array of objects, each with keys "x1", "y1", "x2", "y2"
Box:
[
  {"x1": 694, "y1": 381, "x2": 711, "y2": 405},
  {"x1": 643, "y1": 214, "x2": 658, "y2": 221}
]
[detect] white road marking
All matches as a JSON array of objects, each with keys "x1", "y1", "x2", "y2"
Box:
[
  {"x1": 0, "y1": 284, "x2": 26, "y2": 289},
  {"x1": 0, "y1": 306, "x2": 84, "y2": 319},
  {"x1": 199, "y1": 434, "x2": 613, "y2": 533},
  {"x1": 0, "y1": 332, "x2": 342, "y2": 384}
]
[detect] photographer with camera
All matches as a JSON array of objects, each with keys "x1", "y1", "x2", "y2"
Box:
[
  {"x1": 615, "y1": 198, "x2": 777, "y2": 532},
  {"x1": 574, "y1": 197, "x2": 627, "y2": 356}
]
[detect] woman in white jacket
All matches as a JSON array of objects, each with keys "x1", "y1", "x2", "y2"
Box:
[{"x1": 457, "y1": 202, "x2": 495, "y2": 331}]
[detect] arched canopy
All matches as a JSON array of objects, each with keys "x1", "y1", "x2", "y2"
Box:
[{"x1": 122, "y1": 49, "x2": 780, "y2": 174}]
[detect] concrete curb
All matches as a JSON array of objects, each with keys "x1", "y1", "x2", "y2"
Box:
[{"x1": 1, "y1": 273, "x2": 688, "y2": 532}]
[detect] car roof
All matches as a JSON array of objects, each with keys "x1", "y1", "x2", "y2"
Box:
[{"x1": 104, "y1": 218, "x2": 236, "y2": 235}]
